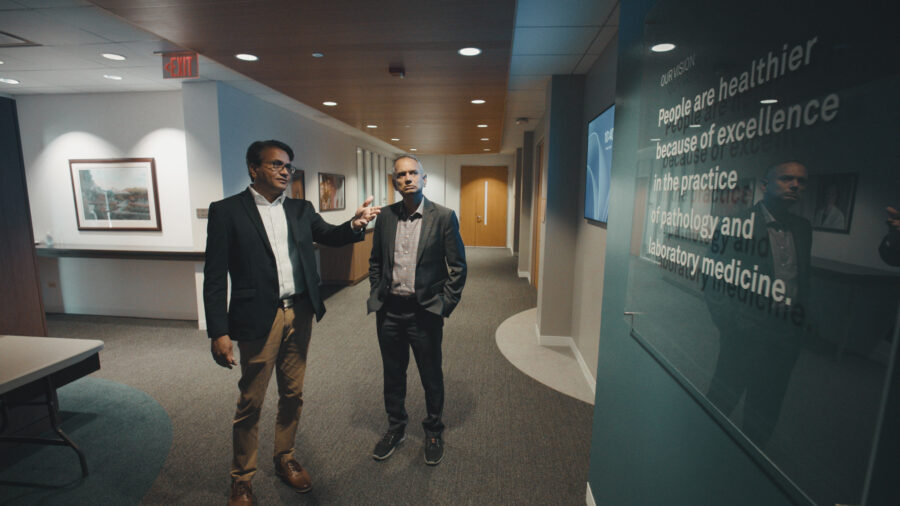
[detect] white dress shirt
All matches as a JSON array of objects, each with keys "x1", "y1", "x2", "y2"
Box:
[{"x1": 249, "y1": 186, "x2": 296, "y2": 299}]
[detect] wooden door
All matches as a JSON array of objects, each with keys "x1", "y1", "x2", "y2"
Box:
[
  {"x1": 459, "y1": 166, "x2": 508, "y2": 247},
  {"x1": 531, "y1": 142, "x2": 544, "y2": 289}
]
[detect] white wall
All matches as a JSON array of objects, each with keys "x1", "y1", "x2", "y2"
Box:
[
  {"x1": 215, "y1": 82, "x2": 396, "y2": 224},
  {"x1": 18, "y1": 91, "x2": 199, "y2": 319},
  {"x1": 18, "y1": 83, "x2": 403, "y2": 322},
  {"x1": 183, "y1": 81, "x2": 226, "y2": 251},
  {"x1": 18, "y1": 91, "x2": 192, "y2": 248}
]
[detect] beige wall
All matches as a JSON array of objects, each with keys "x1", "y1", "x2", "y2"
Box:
[
  {"x1": 571, "y1": 38, "x2": 618, "y2": 378},
  {"x1": 514, "y1": 37, "x2": 618, "y2": 385}
]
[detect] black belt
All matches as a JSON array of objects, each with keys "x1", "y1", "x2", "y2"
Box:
[
  {"x1": 280, "y1": 292, "x2": 306, "y2": 309},
  {"x1": 385, "y1": 293, "x2": 418, "y2": 311}
]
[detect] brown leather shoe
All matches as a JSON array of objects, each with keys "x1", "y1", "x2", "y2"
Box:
[
  {"x1": 229, "y1": 480, "x2": 253, "y2": 506},
  {"x1": 274, "y1": 456, "x2": 312, "y2": 493}
]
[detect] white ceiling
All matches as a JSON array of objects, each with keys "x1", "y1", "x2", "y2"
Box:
[{"x1": 0, "y1": 0, "x2": 619, "y2": 154}]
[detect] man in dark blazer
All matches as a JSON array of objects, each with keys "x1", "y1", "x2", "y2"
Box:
[
  {"x1": 367, "y1": 154, "x2": 466, "y2": 466},
  {"x1": 204, "y1": 139, "x2": 379, "y2": 506},
  {"x1": 704, "y1": 160, "x2": 812, "y2": 448}
]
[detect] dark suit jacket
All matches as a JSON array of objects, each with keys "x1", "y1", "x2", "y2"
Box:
[
  {"x1": 367, "y1": 198, "x2": 467, "y2": 318},
  {"x1": 204, "y1": 188, "x2": 362, "y2": 341},
  {"x1": 704, "y1": 201, "x2": 812, "y2": 335}
]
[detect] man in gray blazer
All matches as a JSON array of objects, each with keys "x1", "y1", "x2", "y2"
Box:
[{"x1": 367, "y1": 154, "x2": 467, "y2": 466}]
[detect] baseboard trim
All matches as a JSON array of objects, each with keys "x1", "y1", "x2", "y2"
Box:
[
  {"x1": 517, "y1": 270, "x2": 530, "y2": 282},
  {"x1": 536, "y1": 330, "x2": 596, "y2": 397},
  {"x1": 574, "y1": 343, "x2": 597, "y2": 397},
  {"x1": 586, "y1": 482, "x2": 596, "y2": 506},
  {"x1": 538, "y1": 334, "x2": 572, "y2": 347}
]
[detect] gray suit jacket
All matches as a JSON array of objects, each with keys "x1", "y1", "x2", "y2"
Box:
[{"x1": 367, "y1": 198, "x2": 467, "y2": 317}]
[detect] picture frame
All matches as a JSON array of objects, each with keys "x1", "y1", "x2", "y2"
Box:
[
  {"x1": 68, "y1": 158, "x2": 161, "y2": 231},
  {"x1": 318, "y1": 172, "x2": 346, "y2": 211},
  {"x1": 290, "y1": 169, "x2": 305, "y2": 200},
  {"x1": 805, "y1": 173, "x2": 858, "y2": 234}
]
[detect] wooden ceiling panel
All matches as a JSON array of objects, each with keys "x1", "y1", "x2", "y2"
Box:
[{"x1": 89, "y1": 0, "x2": 516, "y2": 153}]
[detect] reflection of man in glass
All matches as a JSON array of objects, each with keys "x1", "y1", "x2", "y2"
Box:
[
  {"x1": 704, "y1": 161, "x2": 812, "y2": 448},
  {"x1": 879, "y1": 206, "x2": 900, "y2": 266},
  {"x1": 813, "y1": 182, "x2": 845, "y2": 229}
]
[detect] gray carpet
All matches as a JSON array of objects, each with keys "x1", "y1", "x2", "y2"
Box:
[
  {"x1": 0, "y1": 378, "x2": 171, "y2": 506},
  {"x1": 45, "y1": 248, "x2": 592, "y2": 505}
]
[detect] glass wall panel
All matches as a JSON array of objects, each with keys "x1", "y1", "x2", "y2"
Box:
[{"x1": 622, "y1": 2, "x2": 899, "y2": 504}]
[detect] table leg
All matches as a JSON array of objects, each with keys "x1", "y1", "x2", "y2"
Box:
[
  {"x1": 46, "y1": 379, "x2": 89, "y2": 477},
  {"x1": 0, "y1": 378, "x2": 89, "y2": 478}
]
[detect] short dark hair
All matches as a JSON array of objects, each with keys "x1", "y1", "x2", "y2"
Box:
[{"x1": 246, "y1": 140, "x2": 294, "y2": 179}]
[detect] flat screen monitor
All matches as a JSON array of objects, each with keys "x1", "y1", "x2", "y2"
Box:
[{"x1": 585, "y1": 104, "x2": 614, "y2": 223}]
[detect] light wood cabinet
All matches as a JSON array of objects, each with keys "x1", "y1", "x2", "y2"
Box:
[{"x1": 318, "y1": 229, "x2": 373, "y2": 285}]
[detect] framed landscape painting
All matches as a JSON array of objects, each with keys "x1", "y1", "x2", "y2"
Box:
[{"x1": 69, "y1": 158, "x2": 161, "y2": 231}]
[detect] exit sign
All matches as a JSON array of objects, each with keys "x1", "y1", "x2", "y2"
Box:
[{"x1": 162, "y1": 51, "x2": 199, "y2": 79}]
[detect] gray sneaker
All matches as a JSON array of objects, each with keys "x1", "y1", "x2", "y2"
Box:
[
  {"x1": 372, "y1": 430, "x2": 406, "y2": 461},
  {"x1": 424, "y1": 435, "x2": 443, "y2": 466}
]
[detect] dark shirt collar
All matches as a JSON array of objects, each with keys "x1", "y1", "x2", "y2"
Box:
[{"x1": 400, "y1": 199, "x2": 425, "y2": 221}]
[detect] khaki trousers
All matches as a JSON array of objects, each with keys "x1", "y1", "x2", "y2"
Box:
[{"x1": 230, "y1": 302, "x2": 313, "y2": 481}]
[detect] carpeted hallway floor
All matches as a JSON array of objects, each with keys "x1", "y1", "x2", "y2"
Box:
[{"x1": 44, "y1": 248, "x2": 593, "y2": 505}]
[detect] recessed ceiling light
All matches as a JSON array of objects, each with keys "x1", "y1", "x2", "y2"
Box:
[
  {"x1": 471, "y1": 99, "x2": 485, "y2": 104},
  {"x1": 235, "y1": 53, "x2": 258, "y2": 61},
  {"x1": 0, "y1": 77, "x2": 20, "y2": 85},
  {"x1": 477, "y1": 124, "x2": 488, "y2": 128},
  {"x1": 651, "y1": 43, "x2": 676, "y2": 53},
  {"x1": 480, "y1": 138, "x2": 489, "y2": 141},
  {"x1": 102, "y1": 53, "x2": 126, "y2": 61},
  {"x1": 0, "y1": 60, "x2": 5, "y2": 65},
  {"x1": 322, "y1": 101, "x2": 338, "y2": 106},
  {"x1": 760, "y1": 98, "x2": 778, "y2": 104},
  {"x1": 409, "y1": 148, "x2": 417, "y2": 151},
  {"x1": 366, "y1": 124, "x2": 377, "y2": 128},
  {"x1": 103, "y1": 74, "x2": 123, "y2": 80},
  {"x1": 483, "y1": 148, "x2": 490, "y2": 151},
  {"x1": 391, "y1": 138, "x2": 400, "y2": 141},
  {"x1": 458, "y1": 47, "x2": 482, "y2": 56},
  {"x1": 311, "y1": 52, "x2": 324, "y2": 58}
]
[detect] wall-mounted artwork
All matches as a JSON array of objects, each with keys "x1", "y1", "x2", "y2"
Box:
[
  {"x1": 318, "y1": 172, "x2": 345, "y2": 211},
  {"x1": 290, "y1": 169, "x2": 305, "y2": 200},
  {"x1": 68, "y1": 158, "x2": 161, "y2": 231},
  {"x1": 806, "y1": 173, "x2": 857, "y2": 234}
]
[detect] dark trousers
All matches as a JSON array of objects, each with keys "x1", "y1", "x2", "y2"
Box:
[
  {"x1": 376, "y1": 295, "x2": 445, "y2": 435},
  {"x1": 707, "y1": 327, "x2": 801, "y2": 448}
]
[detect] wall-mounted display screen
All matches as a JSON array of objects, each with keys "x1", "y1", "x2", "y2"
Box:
[{"x1": 585, "y1": 104, "x2": 614, "y2": 223}]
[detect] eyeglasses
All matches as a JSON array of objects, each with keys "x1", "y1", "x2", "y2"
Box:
[{"x1": 262, "y1": 160, "x2": 298, "y2": 175}]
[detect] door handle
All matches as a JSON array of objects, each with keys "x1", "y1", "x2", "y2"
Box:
[{"x1": 476, "y1": 215, "x2": 482, "y2": 223}]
